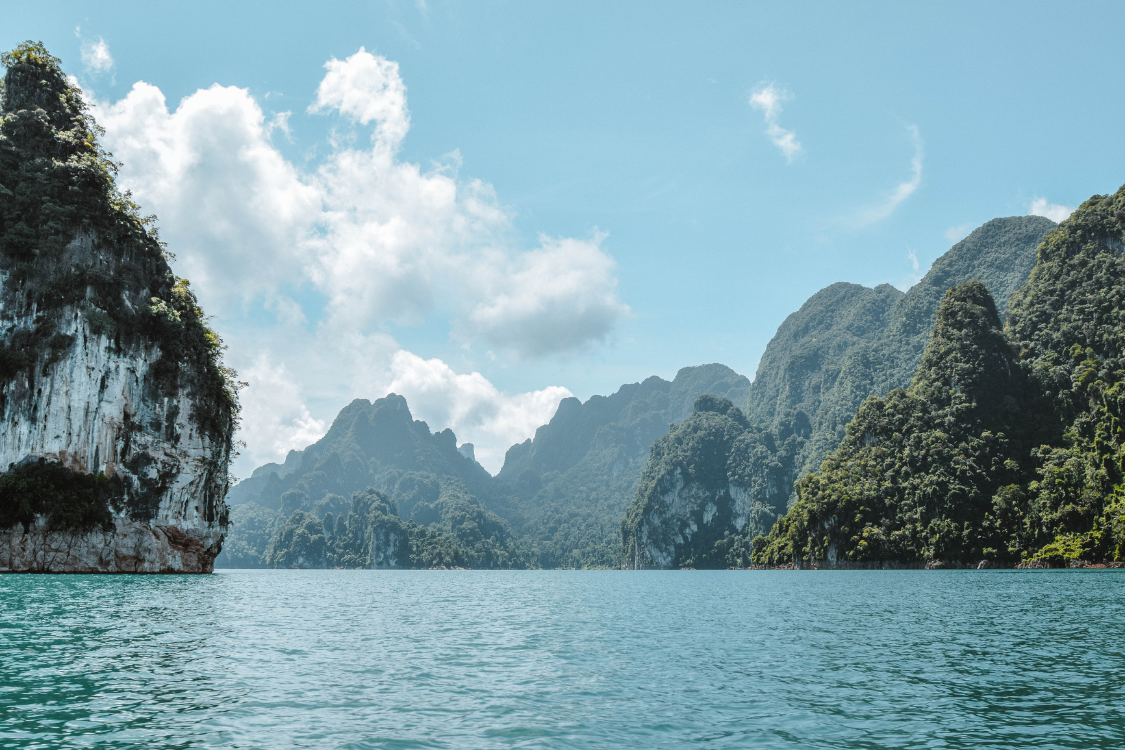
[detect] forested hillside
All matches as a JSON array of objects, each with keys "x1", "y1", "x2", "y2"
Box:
[
  {"x1": 623, "y1": 215, "x2": 1059, "y2": 569},
  {"x1": 221, "y1": 366, "x2": 751, "y2": 568},
  {"x1": 746, "y1": 216, "x2": 1055, "y2": 480},
  {"x1": 754, "y1": 186, "x2": 1125, "y2": 567},
  {"x1": 621, "y1": 394, "x2": 803, "y2": 569},
  {"x1": 217, "y1": 394, "x2": 519, "y2": 568},
  {"x1": 495, "y1": 364, "x2": 751, "y2": 568}
]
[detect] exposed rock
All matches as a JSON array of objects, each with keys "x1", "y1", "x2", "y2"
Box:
[
  {"x1": 1, "y1": 516, "x2": 222, "y2": 573},
  {"x1": 0, "y1": 44, "x2": 236, "y2": 573},
  {"x1": 622, "y1": 395, "x2": 799, "y2": 569}
]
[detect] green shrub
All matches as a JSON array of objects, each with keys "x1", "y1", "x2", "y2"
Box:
[{"x1": 0, "y1": 459, "x2": 120, "y2": 531}]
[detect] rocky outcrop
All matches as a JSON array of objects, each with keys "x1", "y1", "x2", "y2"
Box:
[
  {"x1": 621, "y1": 395, "x2": 799, "y2": 569},
  {"x1": 1, "y1": 517, "x2": 222, "y2": 573},
  {"x1": 0, "y1": 44, "x2": 236, "y2": 573}
]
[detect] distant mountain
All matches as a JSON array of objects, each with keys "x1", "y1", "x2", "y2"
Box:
[
  {"x1": 743, "y1": 281, "x2": 903, "y2": 451},
  {"x1": 756, "y1": 184, "x2": 1125, "y2": 569},
  {"x1": 222, "y1": 364, "x2": 752, "y2": 569},
  {"x1": 495, "y1": 363, "x2": 751, "y2": 568},
  {"x1": 623, "y1": 216, "x2": 1057, "y2": 568},
  {"x1": 747, "y1": 215, "x2": 1056, "y2": 480},
  {"x1": 217, "y1": 394, "x2": 513, "y2": 568},
  {"x1": 226, "y1": 394, "x2": 496, "y2": 513}
]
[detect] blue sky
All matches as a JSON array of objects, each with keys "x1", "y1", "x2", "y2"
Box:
[{"x1": 6, "y1": 2, "x2": 1125, "y2": 473}]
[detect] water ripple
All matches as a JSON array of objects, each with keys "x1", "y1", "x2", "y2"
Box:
[{"x1": 1, "y1": 570, "x2": 1123, "y2": 748}]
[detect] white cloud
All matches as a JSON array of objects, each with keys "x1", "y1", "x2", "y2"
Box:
[
  {"x1": 309, "y1": 48, "x2": 410, "y2": 149},
  {"x1": 80, "y1": 35, "x2": 114, "y2": 75},
  {"x1": 855, "y1": 124, "x2": 923, "y2": 227},
  {"x1": 1028, "y1": 197, "x2": 1074, "y2": 223},
  {"x1": 237, "y1": 353, "x2": 328, "y2": 474},
  {"x1": 95, "y1": 82, "x2": 321, "y2": 308},
  {"x1": 95, "y1": 48, "x2": 627, "y2": 351},
  {"x1": 94, "y1": 49, "x2": 620, "y2": 475},
  {"x1": 463, "y1": 234, "x2": 631, "y2": 357},
  {"x1": 227, "y1": 329, "x2": 573, "y2": 474},
  {"x1": 384, "y1": 351, "x2": 572, "y2": 471},
  {"x1": 749, "y1": 84, "x2": 802, "y2": 162},
  {"x1": 944, "y1": 223, "x2": 974, "y2": 242}
]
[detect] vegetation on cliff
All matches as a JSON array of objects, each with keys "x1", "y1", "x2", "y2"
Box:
[
  {"x1": 0, "y1": 42, "x2": 239, "y2": 531},
  {"x1": 620, "y1": 395, "x2": 803, "y2": 568},
  {"x1": 0, "y1": 43, "x2": 239, "y2": 439},
  {"x1": 754, "y1": 188, "x2": 1125, "y2": 566},
  {"x1": 247, "y1": 480, "x2": 527, "y2": 569},
  {"x1": 0, "y1": 459, "x2": 120, "y2": 531}
]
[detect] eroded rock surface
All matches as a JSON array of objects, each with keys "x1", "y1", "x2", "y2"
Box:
[{"x1": 0, "y1": 44, "x2": 236, "y2": 573}]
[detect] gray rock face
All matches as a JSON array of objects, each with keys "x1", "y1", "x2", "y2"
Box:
[
  {"x1": 1, "y1": 517, "x2": 221, "y2": 573},
  {"x1": 0, "y1": 288, "x2": 230, "y2": 574},
  {"x1": 0, "y1": 46, "x2": 236, "y2": 573},
  {"x1": 626, "y1": 468, "x2": 756, "y2": 569}
]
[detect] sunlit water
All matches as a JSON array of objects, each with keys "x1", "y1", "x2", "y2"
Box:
[{"x1": 2, "y1": 570, "x2": 1124, "y2": 749}]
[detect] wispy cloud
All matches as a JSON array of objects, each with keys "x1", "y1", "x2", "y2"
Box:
[
  {"x1": 894, "y1": 247, "x2": 925, "y2": 291},
  {"x1": 78, "y1": 32, "x2": 114, "y2": 76},
  {"x1": 1028, "y1": 197, "x2": 1074, "y2": 223},
  {"x1": 749, "y1": 84, "x2": 802, "y2": 162},
  {"x1": 855, "y1": 124, "x2": 923, "y2": 227},
  {"x1": 943, "y1": 223, "x2": 973, "y2": 242}
]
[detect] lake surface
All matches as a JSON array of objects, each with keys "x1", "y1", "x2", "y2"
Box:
[{"x1": 2, "y1": 570, "x2": 1124, "y2": 749}]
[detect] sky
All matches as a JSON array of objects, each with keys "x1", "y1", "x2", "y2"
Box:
[{"x1": 5, "y1": 1, "x2": 1125, "y2": 475}]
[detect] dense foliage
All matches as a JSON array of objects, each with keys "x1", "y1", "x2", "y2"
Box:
[
  {"x1": 754, "y1": 189, "x2": 1125, "y2": 566},
  {"x1": 753, "y1": 282, "x2": 1041, "y2": 565},
  {"x1": 0, "y1": 42, "x2": 239, "y2": 444},
  {"x1": 496, "y1": 364, "x2": 752, "y2": 568},
  {"x1": 0, "y1": 459, "x2": 121, "y2": 531},
  {"x1": 1003, "y1": 185, "x2": 1125, "y2": 563},
  {"x1": 745, "y1": 216, "x2": 1054, "y2": 482},
  {"x1": 621, "y1": 395, "x2": 802, "y2": 568},
  {"x1": 252, "y1": 480, "x2": 527, "y2": 569}
]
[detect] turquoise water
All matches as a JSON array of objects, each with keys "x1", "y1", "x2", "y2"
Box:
[{"x1": 1, "y1": 570, "x2": 1123, "y2": 749}]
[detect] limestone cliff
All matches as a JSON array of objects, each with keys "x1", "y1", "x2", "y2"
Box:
[
  {"x1": 620, "y1": 396, "x2": 799, "y2": 569},
  {"x1": 0, "y1": 43, "x2": 238, "y2": 572}
]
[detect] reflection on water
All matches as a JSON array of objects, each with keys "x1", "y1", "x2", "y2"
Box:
[{"x1": 1, "y1": 570, "x2": 1123, "y2": 749}]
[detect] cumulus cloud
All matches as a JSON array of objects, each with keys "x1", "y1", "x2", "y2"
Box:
[
  {"x1": 95, "y1": 82, "x2": 321, "y2": 307},
  {"x1": 855, "y1": 125, "x2": 923, "y2": 227},
  {"x1": 310, "y1": 48, "x2": 409, "y2": 149},
  {"x1": 237, "y1": 354, "x2": 328, "y2": 473},
  {"x1": 79, "y1": 35, "x2": 114, "y2": 75},
  {"x1": 384, "y1": 351, "x2": 572, "y2": 470},
  {"x1": 229, "y1": 331, "x2": 571, "y2": 473},
  {"x1": 463, "y1": 234, "x2": 631, "y2": 357},
  {"x1": 749, "y1": 84, "x2": 802, "y2": 162},
  {"x1": 95, "y1": 48, "x2": 627, "y2": 351},
  {"x1": 1028, "y1": 197, "x2": 1074, "y2": 223},
  {"x1": 95, "y1": 48, "x2": 616, "y2": 474}
]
